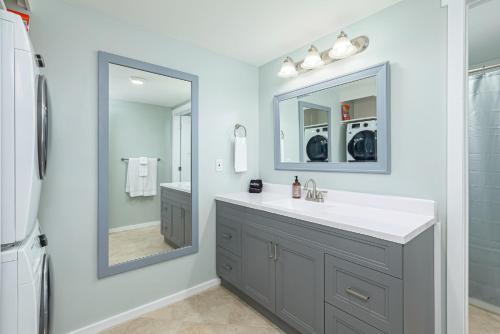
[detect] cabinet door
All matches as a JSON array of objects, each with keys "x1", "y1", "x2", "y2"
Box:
[
  {"x1": 161, "y1": 199, "x2": 173, "y2": 238},
  {"x1": 170, "y1": 205, "x2": 185, "y2": 247},
  {"x1": 241, "y1": 224, "x2": 276, "y2": 312},
  {"x1": 275, "y1": 234, "x2": 324, "y2": 334},
  {"x1": 184, "y1": 208, "x2": 192, "y2": 246}
]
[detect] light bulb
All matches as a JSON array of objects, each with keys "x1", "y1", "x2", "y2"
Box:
[
  {"x1": 277, "y1": 57, "x2": 298, "y2": 78},
  {"x1": 301, "y1": 45, "x2": 324, "y2": 70},
  {"x1": 329, "y1": 31, "x2": 358, "y2": 59}
]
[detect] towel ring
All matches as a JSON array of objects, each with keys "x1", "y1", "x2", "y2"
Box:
[{"x1": 234, "y1": 124, "x2": 247, "y2": 138}]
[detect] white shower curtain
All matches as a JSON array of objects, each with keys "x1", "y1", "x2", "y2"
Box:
[{"x1": 469, "y1": 69, "x2": 500, "y2": 308}]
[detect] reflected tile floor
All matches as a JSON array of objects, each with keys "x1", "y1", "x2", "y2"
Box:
[
  {"x1": 108, "y1": 225, "x2": 175, "y2": 266},
  {"x1": 470, "y1": 305, "x2": 500, "y2": 334},
  {"x1": 101, "y1": 287, "x2": 284, "y2": 334}
]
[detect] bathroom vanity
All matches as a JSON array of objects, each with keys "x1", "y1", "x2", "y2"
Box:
[
  {"x1": 215, "y1": 184, "x2": 436, "y2": 334},
  {"x1": 160, "y1": 183, "x2": 192, "y2": 248}
]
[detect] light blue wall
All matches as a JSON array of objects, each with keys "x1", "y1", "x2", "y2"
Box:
[
  {"x1": 30, "y1": 0, "x2": 259, "y2": 332},
  {"x1": 259, "y1": 0, "x2": 447, "y2": 219},
  {"x1": 108, "y1": 100, "x2": 171, "y2": 229}
]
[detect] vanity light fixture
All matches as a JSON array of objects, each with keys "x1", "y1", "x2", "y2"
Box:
[
  {"x1": 301, "y1": 45, "x2": 324, "y2": 70},
  {"x1": 278, "y1": 31, "x2": 369, "y2": 78},
  {"x1": 277, "y1": 57, "x2": 298, "y2": 78},
  {"x1": 129, "y1": 76, "x2": 145, "y2": 85}
]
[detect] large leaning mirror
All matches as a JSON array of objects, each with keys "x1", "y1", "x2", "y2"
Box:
[
  {"x1": 274, "y1": 62, "x2": 390, "y2": 173},
  {"x1": 98, "y1": 52, "x2": 198, "y2": 278}
]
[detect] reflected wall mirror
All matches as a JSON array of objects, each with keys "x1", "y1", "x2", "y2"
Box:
[
  {"x1": 274, "y1": 62, "x2": 390, "y2": 173},
  {"x1": 98, "y1": 52, "x2": 199, "y2": 278}
]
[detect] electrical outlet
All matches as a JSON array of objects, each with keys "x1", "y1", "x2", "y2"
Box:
[{"x1": 215, "y1": 159, "x2": 224, "y2": 172}]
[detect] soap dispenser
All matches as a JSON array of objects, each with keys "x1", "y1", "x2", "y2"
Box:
[{"x1": 292, "y1": 176, "x2": 301, "y2": 199}]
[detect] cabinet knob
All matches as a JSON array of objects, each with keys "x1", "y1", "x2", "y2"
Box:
[
  {"x1": 223, "y1": 264, "x2": 232, "y2": 271},
  {"x1": 222, "y1": 233, "x2": 232, "y2": 240}
]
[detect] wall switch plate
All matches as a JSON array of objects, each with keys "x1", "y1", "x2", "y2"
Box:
[{"x1": 215, "y1": 159, "x2": 224, "y2": 172}]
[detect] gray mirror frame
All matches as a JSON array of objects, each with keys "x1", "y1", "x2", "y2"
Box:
[
  {"x1": 298, "y1": 101, "x2": 332, "y2": 163},
  {"x1": 274, "y1": 62, "x2": 390, "y2": 173},
  {"x1": 97, "y1": 51, "x2": 199, "y2": 278}
]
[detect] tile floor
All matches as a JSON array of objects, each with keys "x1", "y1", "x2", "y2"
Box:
[
  {"x1": 101, "y1": 286, "x2": 284, "y2": 334},
  {"x1": 108, "y1": 225, "x2": 175, "y2": 265},
  {"x1": 470, "y1": 304, "x2": 500, "y2": 334}
]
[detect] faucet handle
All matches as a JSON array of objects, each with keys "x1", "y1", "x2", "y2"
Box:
[{"x1": 316, "y1": 191, "x2": 328, "y2": 202}]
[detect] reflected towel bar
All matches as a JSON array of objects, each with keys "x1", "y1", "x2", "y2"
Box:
[{"x1": 121, "y1": 158, "x2": 161, "y2": 162}]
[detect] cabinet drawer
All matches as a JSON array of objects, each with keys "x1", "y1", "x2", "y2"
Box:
[
  {"x1": 325, "y1": 303, "x2": 385, "y2": 334},
  {"x1": 325, "y1": 255, "x2": 402, "y2": 333},
  {"x1": 217, "y1": 247, "x2": 241, "y2": 287},
  {"x1": 216, "y1": 219, "x2": 242, "y2": 256}
]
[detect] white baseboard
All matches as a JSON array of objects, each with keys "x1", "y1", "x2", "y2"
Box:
[
  {"x1": 109, "y1": 220, "x2": 160, "y2": 234},
  {"x1": 470, "y1": 298, "x2": 500, "y2": 315},
  {"x1": 69, "y1": 278, "x2": 221, "y2": 334}
]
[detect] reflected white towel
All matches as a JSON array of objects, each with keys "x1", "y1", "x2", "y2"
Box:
[
  {"x1": 234, "y1": 137, "x2": 247, "y2": 173},
  {"x1": 138, "y1": 156, "x2": 148, "y2": 177},
  {"x1": 125, "y1": 158, "x2": 143, "y2": 197},
  {"x1": 143, "y1": 158, "x2": 158, "y2": 196}
]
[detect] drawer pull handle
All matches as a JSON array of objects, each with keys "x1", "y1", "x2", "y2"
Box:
[
  {"x1": 223, "y1": 264, "x2": 232, "y2": 271},
  {"x1": 345, "y1": 288, "x2": 370, "y2": 302},
  {"x1": 222, "y1": 233, "x2": 232, "y2": 240}
]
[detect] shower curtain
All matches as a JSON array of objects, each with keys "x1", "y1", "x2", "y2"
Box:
[{"x1": 469, "y1": 69, "x2": 500, "y2": 309}]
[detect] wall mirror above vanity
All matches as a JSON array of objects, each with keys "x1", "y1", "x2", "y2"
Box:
[
  {"x1": 98, "y1": 52, "x2": 199, "y2": 278},
  {"x1": 274, "y1": 62, "x2": 390, "y2": 173}
]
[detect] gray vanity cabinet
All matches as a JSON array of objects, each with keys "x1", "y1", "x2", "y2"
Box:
[
  {"x1": 275, "y1": 234, "x2": 324, "y2": 334},
  {"x1": 216, "y1": 201, "x2": 434, "y2": 334},
  {"x1": 240, "y1": 224, "x2": 324, "y2": 334},
  {"x1": 161, "y1": 187, "x2": 192, "y2": 248},
  {"x1": 241, "y1": 224, "x2": 276, "y2": 312},
  {"x1": 325, "y1": 304, "x2": 385, "y2": 334}
]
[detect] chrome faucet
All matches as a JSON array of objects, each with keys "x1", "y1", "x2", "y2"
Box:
[{"x1": 303, "y1": 178, "x2": 327, "y2": 203}]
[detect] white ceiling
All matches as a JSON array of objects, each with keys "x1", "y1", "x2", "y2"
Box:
[
  {"x1": 469, "y1": 0, "x2": 500, "y2": 66},
  {"x1": 66, "y1": 0, "x2": 401, "y2": 65},
  {"x1": 109, "y1": 64, "x2": 191, "y2": 108}
]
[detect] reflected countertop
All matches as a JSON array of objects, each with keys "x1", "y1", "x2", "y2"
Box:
[
  {"x1": 160, "y1": 182, "x2": 191, "y2": 194},
  {"x1": 215, "y1": 183, "x2": 436, "y2": 244}
]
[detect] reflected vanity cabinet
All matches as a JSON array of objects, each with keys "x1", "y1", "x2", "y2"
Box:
[
  {"x1": 215, "y1": 201, "x2": 434, "y2": 334},
  {"x1": 161, "y1": 187, "x2": 192, "y2": 248}
]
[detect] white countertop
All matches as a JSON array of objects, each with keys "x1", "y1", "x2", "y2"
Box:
[
  {"x1": 215, "y1": 184, "x2": 436, "y2": 244},
  {"x1": 160, "y1": 182, "x2": 191, "y2": 194}
]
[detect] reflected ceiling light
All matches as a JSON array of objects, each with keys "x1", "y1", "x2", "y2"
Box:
[
  {"x1": 301, "y1": 45, "x2": 324, "y2": 70},
  {"x1": 329, "y1": 31, "x2": 358, "y2": 59},
  {"x1": 277, "y1": 57, "x2": 298, "y2": 78},
  {"x1": 129, "y1": 76, "x2": 145, "y2": 85}
]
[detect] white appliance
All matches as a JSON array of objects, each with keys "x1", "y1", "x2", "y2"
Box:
[
  {"x1": 1, "y1": 10, "x2": 50, "y2": 334},
  {"x1": 346, "y1": 120, "x2": 377, "y2": 162},
  {"x1": 304, "y1": 125, "x2": 329, "y2": 162},
  {"x1": 1, "y1": 10, "x2": 47, "y2": 246},
  {"x1": 1, "y1": 222, "x2": 50, "y2": 334}
]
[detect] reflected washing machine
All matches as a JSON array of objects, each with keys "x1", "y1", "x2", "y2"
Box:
[
  {"x1": 304, "y1": 125, "x2": 329, "y2": 162},
  {"x1": 1, "y1": 10, "x2": 50, "y2": 334},
  {"x1": 346, "y1": 120, "x2": 377, "y2": 162}
]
